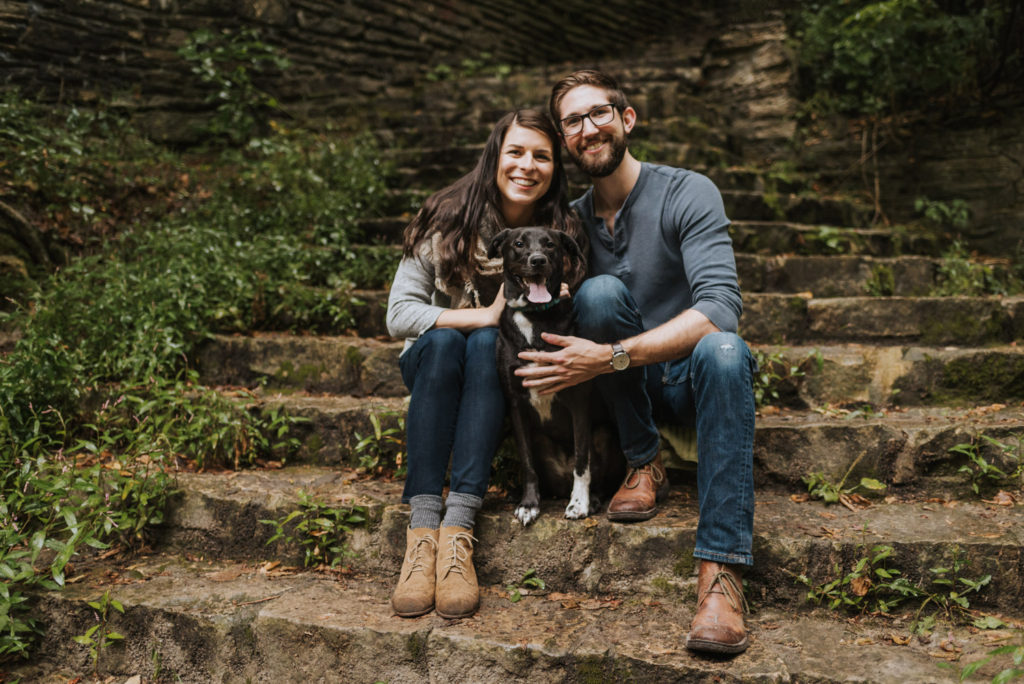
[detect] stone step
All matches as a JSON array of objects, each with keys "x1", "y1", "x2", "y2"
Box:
[
  {"x1": 736, "y1": 254, "x2": 940, "y2": 296},
  {"x1": 197, "y1": 332, "x2": 1024, "y2": 409},
  {"x1": 18, "y1": 554, "x2": 1010, "y2": 684},
  {"x1": 722, "y1": 189, "x2": 873, "y2": 227},
  {"x1": 730, "y1": 220, "x2": 942, "y2": 257},
  {"x1": 357, "y1": 215, "x2": 944, "y2": 258},
  {"x1": 197, "y1": 332, "x2": 404, "y2": 397},
  {"x1": 759, "y1": 344, "x2": 1024, "y2": 408},
  {"x1": 349, "y1": 239, "x2": 946, "y2": 297},
  {"x1": 250, "y1": 389, "x2": 1024, "y2": 497},
  {"x1": 246, "y1": 289, "x2": 1024, "y2": 344},
  {"x1": 154, "y1": 462, "x2": 1024, "y2": 613},
  {"x1": 743, "y1": 294, "x2": 1024, "y2": 346}
]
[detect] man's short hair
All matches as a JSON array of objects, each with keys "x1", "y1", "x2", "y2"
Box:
[{"x1": 549, "y1": 69, "x2": 631, "y2": 126}]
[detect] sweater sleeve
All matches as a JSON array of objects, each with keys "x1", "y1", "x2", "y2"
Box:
[
  {"x1": 673, "y1": 174, "x2": 742, "y2": 333},
  {"x1": 385, "y1": 248, "x2": 447, "y2": 341}
]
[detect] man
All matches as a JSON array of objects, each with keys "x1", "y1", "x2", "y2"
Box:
[{"x1": 515, "y1": 69, "x2": 756, "y2": 655}]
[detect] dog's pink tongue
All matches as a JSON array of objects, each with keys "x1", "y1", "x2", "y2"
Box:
[{"x1": 527, "y1": 282, "x2": 552, "y2": 304}]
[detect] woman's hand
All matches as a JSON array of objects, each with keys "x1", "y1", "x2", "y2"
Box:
[{"x1": 485, "y1": 284, "x2": 506, "y2": 327}]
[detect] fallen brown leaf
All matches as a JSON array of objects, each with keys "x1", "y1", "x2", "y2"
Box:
[
  {"x1": 888, "y1": 633, "x2": 911, "y2": 645},
  {"x1": 854, "y1": 637, "x2": 875, "y2": 645},
  {"x1": 850, "y1": 577, "x2": 872, "y2": 597},
  {"x1": 579, "y1": 598, "x2": 620, "y2": 610},
  {"x1": 260, "y1": 561, "x2": 281, "y2": 573},
  {"x1": 547, "y1": 592, "x2": 575, "y2": 602},
  {"x1": 790, "y1": 493, "x2": 810, "y2": 503},
  {"x1": 208, "y1": 566, "x2": 245, "y2": 582},
  {"x1": 984, "y1": 491, "x2": 1016, "y2": 506}
]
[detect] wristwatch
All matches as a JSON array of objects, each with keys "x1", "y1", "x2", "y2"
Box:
[{"x1": 610, "y1": 341, "x2": 630, "y2": 371}]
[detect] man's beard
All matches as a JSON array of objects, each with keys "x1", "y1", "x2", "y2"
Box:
[{"x1": 569, "y1": 132, "x2": 628, "y2": 178}]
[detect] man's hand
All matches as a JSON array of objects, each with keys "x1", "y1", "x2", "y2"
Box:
[{"x1": 516, "y1": 332, "x2": 612, "y2": 395}]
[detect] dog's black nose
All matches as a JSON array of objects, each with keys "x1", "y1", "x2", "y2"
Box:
[{"x1": 529, "y1": 254, "x2": 548, "y2": 268}]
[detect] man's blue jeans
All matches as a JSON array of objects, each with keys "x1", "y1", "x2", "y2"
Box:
[
  {"x1": 575, "y1": 275, "x2": 756, "y2": 567},
  {"x1": 398, "y1": 327, "x2": 505, "y2": 503}
]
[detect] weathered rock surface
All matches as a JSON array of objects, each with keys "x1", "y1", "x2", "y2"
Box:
[{"x1": 10, "y1": 550, "x2": 1021, "y2": 683}]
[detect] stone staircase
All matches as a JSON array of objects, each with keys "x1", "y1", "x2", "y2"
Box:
[{"x1": 12, "y1": 17, "x2": 1024, "y2": 684}]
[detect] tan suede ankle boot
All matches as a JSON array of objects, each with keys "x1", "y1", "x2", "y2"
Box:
[
  {"x1": 391, "y1": 527, "x2": 439, "y2": 617},
  {"x1": 435, "y1": 526, "x2": 479, "y2": 619}
]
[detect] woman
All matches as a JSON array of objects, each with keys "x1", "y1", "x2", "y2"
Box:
[{"x1": 385, "y1": 108, "x2": 584, "y2": 619}]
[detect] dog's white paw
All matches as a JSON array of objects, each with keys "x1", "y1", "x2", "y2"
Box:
[
  {"x1": 515, "y1": 506, "x2": 539, "y2": 526},
  {"x1": 564, "y1": 497, "x2": 589, "y2": 520}
]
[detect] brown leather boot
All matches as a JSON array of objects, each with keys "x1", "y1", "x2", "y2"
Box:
[
  {"x1": 435, "y1": 526, "x2": 479, "y2": 619},
  {"x1": 391, "y1": 527, "x2": 439, "y2": 617},
  {"x1": 685, "y1": 560, "x2": 749, "y2": 655},
  {"x1": 606, "y1": 452, "x2": 669, "y2": 522}
]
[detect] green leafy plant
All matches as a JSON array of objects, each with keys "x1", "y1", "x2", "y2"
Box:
[
  {"x1": 506, "y1": 569, "x2": 545, "y2": 602},
  {"x1": 805, "y1": 225, "x2": 865, "y2": 255},
  {"x1": 797, "y1": 544, "x2": 919, "y2": 614},
  {"x1": 795, "y1": 0, "x2": 1001, "y2": 118},
  {"x1": 951, "y1": 435, "x2": 1024, "y2": 494},
  {"x1": 931, "y1": 239, "x2": 1020, "y2": 296},
  {"x1": 0, "y1": 92, "x2": 389, "y2": 659},
  {"x1": 261, "y1": 492, "x2": 368, "y2": 569},
  {"x1": 941, "y1": 636, "x2": 1024, "y2": 683},
  {"x1": 750, "y1": 348, "x2": 816, "y2": 408},
  {"x1": 796, "y1": 544, "x2": 991, "y2": 632},
  {"x1": 803, "y1": 450, "x2": 886, "y2": 506},
  {"x1": 865, "y1": 264, "x2": 895, "y2": 296},
  {"x1": 909, "y1": 548, "x2": 991, "y2": 634},
  {"x1": 915, "y1": 196, "x2": 971, "y2": 232},
  {"x1": 178, "y1": 28, "x2": 291, "y2": 144},
  {"x1": 72, "y1": 590, "x2": 125, "y2": 674},
  {"x1": 354, "y1": 409, "x2": 406, "y2": 477}
]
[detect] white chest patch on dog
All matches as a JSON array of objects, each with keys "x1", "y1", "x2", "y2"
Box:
[
  {"x1": 522, "y1": 362, "x2": 555, "y2": 422},
  {"x1": 512, "y1": 311, "x2": 534, "y2": 342}
]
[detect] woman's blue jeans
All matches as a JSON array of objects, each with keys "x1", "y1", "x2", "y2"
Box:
[
  {"x1": 575, "y1": 275, "x2": 756, "y2": 567},
  {"x1": 398, "y1": 327, "x2": 505, "y2": 503}
]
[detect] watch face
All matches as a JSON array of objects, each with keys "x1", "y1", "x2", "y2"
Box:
[{"x1": 611, "y1": 352, "x2": 630, "y2": 371}]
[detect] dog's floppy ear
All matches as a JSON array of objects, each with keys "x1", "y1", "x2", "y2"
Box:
[
  {"x1": 488, "y1": 229, "x2": 511, "y2": 260},
  {"x1": 558, "y1": 231, "x2": 584, "y2": 267}
]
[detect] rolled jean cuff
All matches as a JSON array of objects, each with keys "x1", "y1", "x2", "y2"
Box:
[
  {"x1": 627, "y1": 444, "x2": 660, "y2": 469},
  {"x1": 694, "y1": 547, "x2": 753, "y2": 568}
]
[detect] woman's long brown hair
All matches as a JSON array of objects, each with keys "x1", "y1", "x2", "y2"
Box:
[{"x1": 401, "y1": 108, "x2": 586, "y2": 290}]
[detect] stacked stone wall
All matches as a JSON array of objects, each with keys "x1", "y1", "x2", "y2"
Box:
[{"x1": 0, "y1": 0, "x2": 792, "y2": 140}]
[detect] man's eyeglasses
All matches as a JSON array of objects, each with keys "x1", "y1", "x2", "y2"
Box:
[{"x1": 559, "y1": 103, "x2": 619, "y2": 136}]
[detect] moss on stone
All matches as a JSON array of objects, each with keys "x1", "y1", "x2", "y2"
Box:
[
  {"x1": 936, "y1": 356, "x2": 1024, "y2": 404},
  {"x1": 406, "y1": 631, "x2": 427, "y2": 660},
  {"x1": 672, "y1": 554, "x2": 696, "y2": 578}
]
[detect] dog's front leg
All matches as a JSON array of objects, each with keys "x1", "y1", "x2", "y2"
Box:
[
  {"x1": 510, "y1": 404, "x2": 541, "y2": 526},
  {"x1": 564, "y1": 401, "x2": 592, "y2": 520}
]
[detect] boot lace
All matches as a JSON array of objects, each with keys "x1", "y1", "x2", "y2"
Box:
[
  {"x1": 622, "y1": 460, "x2": 665, "y2": 490},
  {"x1": 402, "y1": 533, "x2": 437, "y2": 581},
  {"x1": 698, "y1": 570, "x2": 750, "y2": 613},
  {"x1": 440, "y1": 530, "x2": 477, "y2": 580}
]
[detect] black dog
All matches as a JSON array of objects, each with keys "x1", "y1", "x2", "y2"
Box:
[{"x1": 488, "y1": 226, "x2": 624, "y2": 525}]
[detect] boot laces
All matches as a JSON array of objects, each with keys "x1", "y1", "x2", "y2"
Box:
[
  {"x1": 698, "y1": 570, "x2": 750, "y2": 614},
  {"x1": 441, "y1": 530, "x2": 477, "y2": 579},
  {"x1": 402, "y1": 533, "x2": 437, "y2": 580},
  {"x1": 623, "y1": 460, "x2": 665, "y2": 489}
]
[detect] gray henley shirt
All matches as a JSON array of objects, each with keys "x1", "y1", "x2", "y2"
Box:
[{"x1": 571, "y1": 162, "x2": 742, "y2": 334}]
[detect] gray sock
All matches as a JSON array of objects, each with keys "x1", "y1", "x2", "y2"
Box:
[
  {"x1": 409, "y1": 494, "x2": 443, "y2": 530},
  {"x1": 441, "y1": 491, "x2": 483, "y2": 530}
]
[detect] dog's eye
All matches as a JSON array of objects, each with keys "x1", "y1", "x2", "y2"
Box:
[{"x1": 514, "y1": 241, "x2": 524, "y2": 248}]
